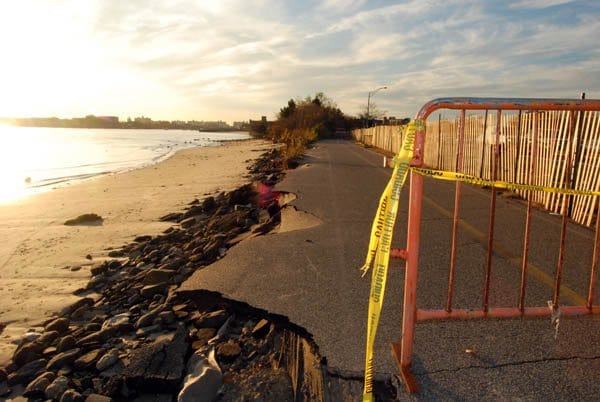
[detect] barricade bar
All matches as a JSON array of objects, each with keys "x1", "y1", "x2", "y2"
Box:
[
  {"x1": 416, "y1": 97, "x2": 600, "y2": 120},
  {"x1": 417, "y1": 306, "x2": 600, "y2": 321}
]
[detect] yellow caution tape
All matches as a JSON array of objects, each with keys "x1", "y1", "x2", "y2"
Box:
[
  {"x1": 362, "y1": 120, "x2": 420, "y2": 401},
  {"x1": 411, "y1": 168, "x2": 600, "y2": 197}
]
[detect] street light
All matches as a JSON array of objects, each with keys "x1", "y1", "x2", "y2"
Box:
[{"x1": 366, "y1": 86, "x2": 387, "y2": 128}]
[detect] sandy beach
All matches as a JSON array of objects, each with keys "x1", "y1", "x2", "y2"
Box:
[{"x1": 0, "y1": 139, "x2": 273, "y2": 366}]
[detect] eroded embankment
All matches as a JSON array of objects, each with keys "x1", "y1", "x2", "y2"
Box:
[{"x1": 1, "y1": 149, "x2": 395, "y2": 401}]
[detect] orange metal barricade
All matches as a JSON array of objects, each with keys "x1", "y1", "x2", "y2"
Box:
[{"x1": 392, "y1": 97, "x2": 600, "y2": 393}]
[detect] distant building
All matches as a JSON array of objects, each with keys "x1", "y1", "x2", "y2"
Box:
[
  {"x1": 249, "y1": 116, "x2": 269, "y2": 136},
  {"x1": 232, "y1": 121, "x2": 250, "y2": 130}
]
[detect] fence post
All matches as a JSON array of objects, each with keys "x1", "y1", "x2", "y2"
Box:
[{"x1": 569, "y1": 92, "x2": 587, "y2": 216}]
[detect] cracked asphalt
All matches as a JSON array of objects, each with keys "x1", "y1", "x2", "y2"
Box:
[{"x1": 181, "y1": 139, "x2": 600, "y2": 400}]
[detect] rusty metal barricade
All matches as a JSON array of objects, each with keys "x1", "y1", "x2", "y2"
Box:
[{"x1": 392, "y1": 97, "x2": 600, "y2": 393}]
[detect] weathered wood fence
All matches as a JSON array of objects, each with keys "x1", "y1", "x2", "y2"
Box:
[{"x1": 353, "y1": 110, "x2": 600, "y2": 227}]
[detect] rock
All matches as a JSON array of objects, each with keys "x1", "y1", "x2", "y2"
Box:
[
  {"x1": 7, "y1": 358, "x2": 47, "y2": 385},
  {"x1": 74, "y1": 349, "x2": 102, "y2": 370},
  {"x1": 84, "y1": 322, "x2": 101, "y2": 333},
  {"x1": 43, "y1": 346, "x2": 58, "y2": 356},
  {"x1": 159, "y1": 212, "x2": 183, "y2": 222},
  {"x1": 177, "y1": 349, "x2": 222, "y2": 402},
  {"x1": 64, "y1": 213, "x2": 103, "y2": 226},
  {"x1": 202, "y1": 236, "x2": 225, "y2": 260},
  {"x1": 45, "y1": 317, "x2": 70, "y2": 334},
  {"x1": 71, "y1": 303, "x2": 93, "y2": 320},
  {"x1": 194, "y1": 309, "x2": 228, "y2": 329},
  {"x1": 252, "y1": 319, "x2": 271, "y2": 338},
  {"x1": 91, "y1": 262, "x2": 108, "y2": 276},
  {"x1": 13, "y1": 341, "x2": 43, "y2": 367},
  {"x1": 77, "y1": 328, "x2": 115, "y2": 346},
  {"x1": 180, "y1": 217, "x2": 197, "y2": 229},
  {"x1": 85, "y1": 394, "x2": 113, "y2": 402},
  {"x1": 140, "y1": 283, "x2": 168, "y2": 299},
  {"x1": 125, "y1": 325, "x2": 188, "y2": 393},
  {"x1": 86, "y1": 254, "x2": 93, "y2": 260},
  {"x1": 61, "y1": 389, "x2": 85, "y2": 402},
  {"x1": 158, "y1": 311, "x2": 175, "y2": 325},
  {"x1": 57, "y1": 335, "x2": 77, "y2": 352},
  {"x1": 108, "y1": 249, "x2": 124, "y2": 257},
  {"x1": 216, "y1": 341, "x2": 241, "y2": 363},
  {"x1": 61, "y1": 297, "x2": 94, "y2": 317},
  {"x1": 47, "y1": 348, "x2": 81, "y2": 370},
  {"x1": 86, "y1": 275, "x2": 108, "y2": 291},
  {"x1": 143, "y1": 269, "x2": 174, "y2": 286},
  {"x1": 102, "y1": 313, "x2": 130, "y2": 330},
  {"x1": 0, "y1": 367, "x2": 6, "y2": 382},
  {"x1": 135, "y1": 305, "x2": 164, "y2": 329},
  {"x1": 37, "y1": 330, "x2": 60, "y2": 347},
  {"x1": 20, "y1": 331, "x2": 42, "y2": 343},
  {"x1": 134, "y1": 235, "x2": 152, "y2": 243},
  {"x1": 23, "y1": 371, "x2": 55, "y2": 398},
  {"x1": 46, "y1": 375, "x2": 70, "y2": 400},
  {"x1": 96, "y1": 350, "x2": 120, "y2": 372},
  {"x1": 136, "y1": 324, "x2": 162, "y2": 338},
  {"x1": 0, "y1": 381, "x2": 10, "y2": 397},
  {"x1": 192, "y1": 328, "x2": 216, "y2": 350},
  {"x1": 202, "y1": 196, "x2": 217, "y2": 212}
]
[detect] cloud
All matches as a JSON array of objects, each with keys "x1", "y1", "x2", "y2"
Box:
[
  {"x1": 1, "y1": 0, "x2": 598, "y2": 121},
  {"x1": 509, "y1": 0, "x2": 576, "y2": 9}
]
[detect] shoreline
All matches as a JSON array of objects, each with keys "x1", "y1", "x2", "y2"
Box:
[
  {"x1": 0, "y1": 139, "x2": 273, "y2": 366},
  {"x1": 2, "y1": 130, "x2": 251, "y2": 204}
]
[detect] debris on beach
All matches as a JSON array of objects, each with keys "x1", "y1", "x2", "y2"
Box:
[{"x1": 64, "y1": 213, "x2": 104, "y2": 226}]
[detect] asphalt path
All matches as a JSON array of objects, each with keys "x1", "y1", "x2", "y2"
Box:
[{"x1": 180, "y1": 139, "x2": 600, "y2": 400}]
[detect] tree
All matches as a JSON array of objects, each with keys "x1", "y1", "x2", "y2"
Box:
[
  {"x1": 279, "y1": 99, "x2": 296, "y2": 119},
  {"x1": 267, "y1": 92, "x2": 351, "y2": 161},
  {"x1": 358, "y1": 101, "x2": 386, "y2": 120}
]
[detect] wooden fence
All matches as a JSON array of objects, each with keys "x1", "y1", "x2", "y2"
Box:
[{"x1": 353, "y1": 110, "x2": 600, "y2": 227}]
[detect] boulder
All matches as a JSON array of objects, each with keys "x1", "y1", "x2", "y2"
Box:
[
  {"x1": 60, "y1": 297, "x2": 94, "y2": 317},
  {"x1": 45, "y1": 317, "x2": 70, "y2": 334},
  {"x1": 96, "y1": 350, "x2": 120, "y2": 372},
  {"x1": 47, "y1": 348, "x2": 81, "y2": 370},
  {"x1": 143, "y1": 269, "x2": 174, "y2": 286},
  {"x1": 13, "y1": 341, "x2": 44, "y2": 367},
  {"x1": 216, "y1": 341, "x2": 241, "y2": 363},
  {"x1": 124, "y1": 325, "x2": 188, "y2": 393},
  {"x1": 74, "y1": 349, "x2": 102, "y2": 370},
  {"x1": 23, "y1": 371, "x2": 55, "y2": 398},
  {"x1": 60, "y1": 388, "x2": 85, "y2": 402},
  {"x1": 194, "y1": 310, "x2": 228, "y2": 329},
  {"x1": 85, "y1": 394, "x2": 113, "y2": 402},
  {"x1": 7, "y1": 358, "x2": 47, "y2": 385},
  {"x1": 46, "y1": 375, "x2": 70, "y2": 400},
  {"x1": 77, "y1": 327, "x2": 115, "y2": 346},
  {"x1": 140, "y1": 283, "x2": 168, "y2": 299},
  {"x1": 57, "y1": 335, "x2": 77, "y2": 352},
  {"x1": 177, "y1": 349, "x2": 222, "y2": 402}
]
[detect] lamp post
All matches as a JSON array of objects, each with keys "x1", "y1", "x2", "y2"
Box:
[{"x1": 366, "y1": 86, "x2": 387, "y2": 128}]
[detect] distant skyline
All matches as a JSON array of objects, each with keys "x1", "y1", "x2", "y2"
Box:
[{"x1": 0, "y1": 1, "x2": 598, "y2": 122}]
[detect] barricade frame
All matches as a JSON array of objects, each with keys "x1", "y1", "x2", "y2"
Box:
[{"x1": 393, "y1": 97, "x2": 600, "y2": 393}]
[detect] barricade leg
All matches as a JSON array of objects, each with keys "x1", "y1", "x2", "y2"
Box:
[{"x1": 392, "y1": 171, "x2": 423, "y2": 393}]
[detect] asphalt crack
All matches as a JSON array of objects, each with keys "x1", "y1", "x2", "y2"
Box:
[{"x1": 416, "y1": 354, "x2": 600, "y2": 376}]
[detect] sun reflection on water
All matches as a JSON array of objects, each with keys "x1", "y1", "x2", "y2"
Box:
[{"x1": 0, "y1": 125, "x2": 41, "y2": 204}]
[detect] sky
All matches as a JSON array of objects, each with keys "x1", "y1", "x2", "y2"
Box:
[{"x1": 0, "y1": 0, "x2": 598, "y2": 123}]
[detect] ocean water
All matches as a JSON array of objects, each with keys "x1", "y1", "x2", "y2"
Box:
[{"x1": 0, "y1": 126, "x2": 250, "y2": 204}]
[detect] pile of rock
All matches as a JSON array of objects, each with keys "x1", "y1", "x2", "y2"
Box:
[
  {"x1": 246, "y1": 148, "x2": 285, "y2": 186},
  {"x1": 1, "y1": 149, "x2": 296, "y2": 401}
]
